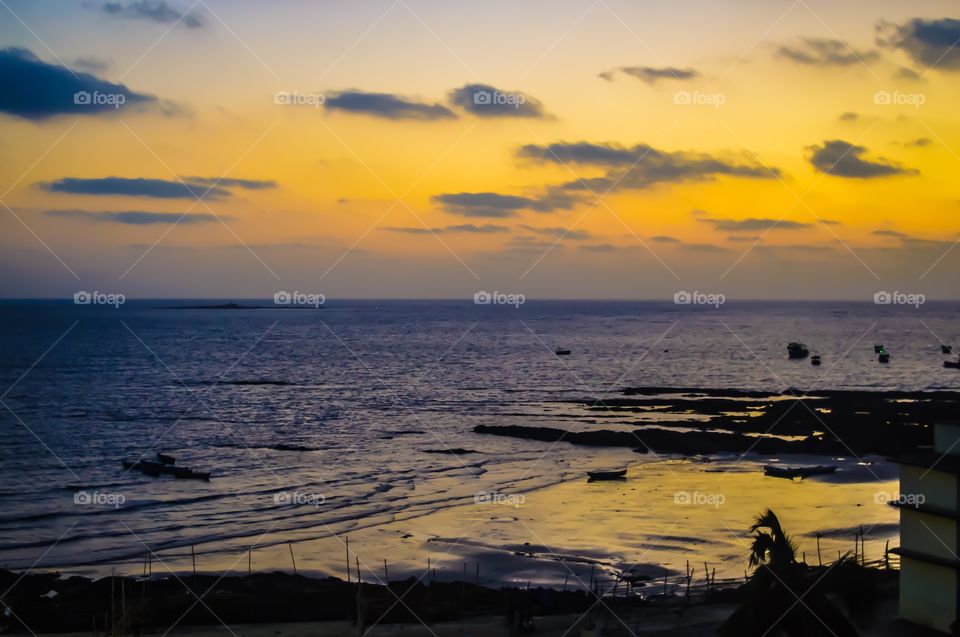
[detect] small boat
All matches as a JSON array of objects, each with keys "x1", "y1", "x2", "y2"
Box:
[
  {"x1": 122, "y1": 459, "x2": 210, "y2": 480},
  {"x1": 764, "y1": 464, "x2": 837, "y2": 480},
  {"x1": 811, "y1": 355, "x2": 821, "y2": 366},
  {"x1": 874, "y1": 344, "x2": 884, "y2": 353},
  {"x1": 587, "y1": 469, "x2": 627, "y2": 481},
  {"x1": 163, "y1": 465, "x2": 210, "y2": 481},
  {"x1": 555, "y1": 348, "x2": 571, "y2": 356},
  {"x1": 946, "y1": 359, "x2": 960, "y2": 370},
  {"x1": 879, "y1": 349, "x2": 890, "y2": 363},
  {"x1": 942, "y1": 345, "x2": 953, "y2": 354},
  {"x1": 787, "y1": 342, "x2": 809, "y2": 359},
  {"x1": 156, "y1": 452, "x2": 176, "y2": 465}
]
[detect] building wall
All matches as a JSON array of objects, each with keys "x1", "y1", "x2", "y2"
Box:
[
  {"x1": 901, "y1": 509, "x2": 958, "y2": 561},
  {"x1": 901, "y1": 465, "x2": 956, "y2": 510},
  {"x1": 901, "y1": 556, "x2": 957, "y2": 633}
]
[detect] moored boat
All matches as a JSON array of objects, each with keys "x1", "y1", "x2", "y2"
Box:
[
  {"x1": 811, "y1": 355, "x2": 821, "y2": 366},
  {"x1": 555, "y1": 348, "x2": 571, "y2": 356},
  {"x1": 587, "y1": 469, "x2": 627, "y2": 481},
  {"x1": 764, "y1": 464, "x2": 837, "y2": 479},
  {"x1": 787, "y1": 342, "x2": 809, "y2": 359}
]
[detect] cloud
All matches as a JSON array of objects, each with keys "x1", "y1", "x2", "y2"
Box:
[
  {"x1": 181, "y1": 176, "x2": 277, "y2": 190},
  {"x1": 41, "y1": 177, "x2": 232, "y2": 199},
  {"x1": 777, "y1": 38, "x2": 878, "y2": 66},
  {"x1": 518, "y1": 141, "x2": 778, "y2": 192},
  {"x1": 0, "y1": 47, "x2": 162, "y2": 120},
  {"x1": 432, "y1": 189, "x2": 579, "y2": 218},
  {"x1": 872, "y1": 229, "x2": 910, "y2": 239},
  {"x1": 73, "y1": 56, "x2": 111, "y2": 73},
  {"x1": 838, "y1": 112, "x2": 859, "y2": 122},
  {"x1": 598, "y1": 66, "x2": 699, "y2": 84},
  {"x1": 385, "y1": 224, "x2": 510, "y2": 234},
  {"x1": 807, "y1": 140, "x2": 917, "y2": 178},
  {"x1": 651, "y1": 235, "x2": 681, "y2": 243},
  {"x1": 95, "y1": 1, "x2": 205, "y2": 28},
  {"x1": 45, "y1": 209, "x2": 222, "y2": 224},
  {"x1": 324, "y1": 90, "x2": 455, "y2": 120},
  {"x1": 448, "y1": 84, "x2": 547, "y2": 118},
  {"x1": 902, "y1": 137, "x2": 932, "y2": 148},
  {"x1": 516, "y1": 225, "x2": 592, "y2": 240},
  {"x1": 877, "y1": 18, "x2": 960, "y2": 70},
  {"x1": 893, "y1": 66, "x2": 924, "y2": 81},
  {"x1": 699, "y1": 216, "x2": 812, "y2": 232}
]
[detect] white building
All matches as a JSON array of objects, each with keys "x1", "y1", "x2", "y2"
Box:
[{"x1": 891, "y1": 422, "x2": 960, "y2": 634}]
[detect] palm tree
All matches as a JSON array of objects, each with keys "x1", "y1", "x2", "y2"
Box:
[{"x1": 720, "y1": 509, "x2": 859, "y2": 637}]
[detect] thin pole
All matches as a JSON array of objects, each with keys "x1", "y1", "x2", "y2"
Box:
[
  {"x1": 345, "y1": 537, "x2": 351, "y2": 583},
  {"x1": 355, "y1": 556, "x2": 361, "y2": 585},
  {"x1": 288, "y1": 543, "x2": 297, "y2": 575},
  {"x1": 384, "y1": 559, "x2": 389, "y2": 582},
  {"x1": 816, "y1": 534, "x2": 822, "y2": 566},
  {"x1": 248, "y1": 547, "x2": 252, "y2": 574},
  {"x1": 191, "y1": 545, "x2": 196, "y2": 575}
]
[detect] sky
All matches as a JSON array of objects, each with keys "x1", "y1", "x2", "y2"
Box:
[{"x1": 0, "y1": 0, "x2": 958, "y2": 300}]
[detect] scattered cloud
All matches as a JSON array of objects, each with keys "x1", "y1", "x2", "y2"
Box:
[
  {"x1": 698, "y1": 216, "x2": 812, "y2": 232},
  {"x1": 45, "y1": 209, "x2": 222, "y2": 224},
  {"x1": 893, "y1": 66, "x2": 924, "y2": 81},
  {"x1": 385, "y1": 224, "x2": 510, "y2": 234},
  {"x1": 94, "y1": 1, "x2": 206, "y2": 29},
  {"x1": 324, "y1": 90, "x2": 455, "y2": 120},
  {"x1": 181, "y1": 176, "x2": 277, "y2": 190},
  {"x1": 598, "y1": 66, "x2": 699, "y2": 84},
  {"x1": 776, "y1": 38, "x2": 878, "y2": 66},
  {"x1": 0, "y1": 47, "x2": 163, "y2": 120},
  {"x1": 877, "y1": 18, "x2": 960, "y2": 70},
  {"x1": 516, "y1": 225, "x2": 592, "y2": 240},
  {"x1": 40, "y1": 177, "x2": 232, "y2": 199},
  {"x1": 872, "y1": 229, "x2": 910, "y2": 239},
  {"x1": 448, "y1": 83, "x2": 547, "y2": 118},
  {"x1": 73, "y1": 55, "x2": 111, "y2": 73},
  {"x1": 838, "y1": 112, "x2": 859, "y2": 122},
  {"x1": 432, "y1": 189, "x2": 579, "y2": 218},
  {"x1": 902, "y1": 137, "x2": 932, "y2": 148},
  {"x1": 807, "y1": 140, "x2": 917, "y2": 178},
  {"x1": 518, "y1": 141, "x2": 778, "y2": 192},
  {"x1": 651, "y1": 235, "x2": 681, "y2": 243}
]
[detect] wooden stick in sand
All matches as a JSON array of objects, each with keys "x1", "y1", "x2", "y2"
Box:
[{"x1": 345, "y1": 536, "x2": 351, "y2": 583}]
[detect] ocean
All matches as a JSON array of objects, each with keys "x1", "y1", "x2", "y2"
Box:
[{"x1": 0, "y1": 300, "x2": 956, "y2": 584}]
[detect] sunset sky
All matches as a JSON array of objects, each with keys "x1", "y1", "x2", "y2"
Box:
[{"x1": 1, "y1": 0, "x2": 958, "y2": 299}]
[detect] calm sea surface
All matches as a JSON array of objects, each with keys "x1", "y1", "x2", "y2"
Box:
[{"x1": 0, "y1": 300, "x2": 956, "y2": 579}]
